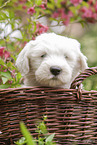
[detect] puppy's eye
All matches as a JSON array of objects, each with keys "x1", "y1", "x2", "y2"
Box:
[
  {"x1": 64, "y1": 55, "x2": 68, "y2": 59},
  {"x1": 41, "y1": 54, "x2": 46, "y2": 58}
]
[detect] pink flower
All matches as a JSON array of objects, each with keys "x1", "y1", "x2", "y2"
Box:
[
  {"x1": 59, "y1": 9, "x2": 66, "y2": 19},
  {"x1": 63, "y1": 16, "x2": 70, "y2": 26},
  {"x1": 68, "y1": 11, "x2": 73, "y2": 17},
  {"x1": 8, "y1": 80, "x2": 13, "y2": 84},
  {"x1": 52, "y1": 12, "x2": 59, "y2": 18},
  {"x1": 60, "y1": 9, "x2": 73, "y2": 26},
  {"x1": 36, "y1": 23, "x2": 48, "y2": 35},
  {"x1": 0, "y1": 47, "x2": 10, "y2": 60},
  {"x1": 70, "y1": 0, "x2": 82, "y2": 6},
  {"x1": 39, "y1": 26, "x2": 48, "y2": 34},
  {"x1": 92, "y1": 13, "x2": 97, "y2": 20},
  {"x1": 80, "y1": 6, "x2": 97, "y2": 23},
  {"x1": 39, "y1": 4, "x2": 46, "y2": 9},
  {"x1": 18, "y1": 0, "x2": 27, "y2": 4},
  {"x1": 0, "y1": 47, "x2": 5, "y2": 58},
  {"x1": 39, "y1": 24, "x2": 48, "y2": 34},
  {"x1": 27, "y1": 7, "x2": 35, "y2": 15},
  {"x1": 88, "y1": 0, "x2": 94, "y2": 5},
  {"x1": 4, "y1": 51, "x2": 10, "y2": 60},
  {"x1": 61, "y1": 1, "x2": 66, "y2": 5},
  {"x1": 81, "y1": 7, "x2": 93, "y2": 18},
  {"x1": 22, "y1": 5, "x2": 27, "y2": 9},
  {"x1": 52, "y1": 8, "x2": 73, "y2": 26},
  {"x1": 3, "y1": 69, "x2": 7, "y2": 72},
  {"x1": 61, "y1": 9, "x2": 73, "y2": 18}
]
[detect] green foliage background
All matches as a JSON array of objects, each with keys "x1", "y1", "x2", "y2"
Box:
[{"x1": 79, "y1": 24, "x2": 97, "y2": 91}]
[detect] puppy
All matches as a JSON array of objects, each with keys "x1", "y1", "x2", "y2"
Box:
[{"x1": 16, "y1": 33, "x2": 88, "y2": 88}]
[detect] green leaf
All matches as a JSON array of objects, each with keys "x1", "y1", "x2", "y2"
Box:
[
  {"x1": 47, "y1": 2, "x2": 55, "y2": 10},
  {"x1": 16, "y1": 72, "x2": 22, "y2": 82},
  {"x1": 27, "y1": 0, "x2": 33, "y2": 5},
  {"x1": 0, "y1": 84, "x2": 10, "y2": 89},
  {"x1": 2, "y1": 77, "x2": 8, "y2": 84},
  {"x1": 20, "y1": 122, "x2": 36, "y2": 145},
  {"x1": 56, "y1": 0, "x2": 63, "y2": 8},
  {"x1": 7, "y1": 61, "x2": 16, "y2": 70},
  {"x1": 69, "y1": 6, "x2": 76, "y2": 15},
  {"x1": 82, "y1": 1, "x2": 89, "y2": 8},
  {"x1": 37, "y1": 137, "x2": 44, "y2": 145},
  {"x1": 43, "y1": 115, "x2": 47, "y2": 120},
  {"x1": 0, "y1": 58, "x2": 5, "y2": 66},
  {"x1": 11, "y1": 55, "x2": 17, "y2": 61},
  {"x1": 0, "y1": 10, "x2": 8, "y2": 20},
  {"x1": 14, "y1": 137, "x2": 26, "y2": 145},
  {"x1": 39, "y1": 122, "x2": 48, "y2": 135},
  {"x1": 1, "y1": 71, "x2": 12, "y2": 79},
  {"x1": 35, "y1": 0, "x2": 42, "y2": 5},
  {"x1": 46, "y1": 133, "x2": 55, "y2": 143},
  {"x1": 32, "y1": 21, "x2": 37, "y2": 33},
  {"x1": 0, "y1": 0, "x2": 11, "y2": 9},
  {"x1": 9, "y1": 10, "x2": 14, "y2": 19},
  {"x1": 49, "y1": 0, "x2": 55, "y2": 4}
]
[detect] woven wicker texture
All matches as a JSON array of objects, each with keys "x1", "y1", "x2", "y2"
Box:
[{"x1": 0, "y1": 67, "x2": 97, "y2": 145}]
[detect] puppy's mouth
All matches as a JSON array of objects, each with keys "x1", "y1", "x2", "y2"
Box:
[
  {"x1": 51, "y1": 76, "x2": 64, "y2": 84},
  {"x1": 50, "y1": 75, "x2": 67, "y2": 84},
  {"x1": 51, "y1": 76, "x2": 58, "y2": 80}
]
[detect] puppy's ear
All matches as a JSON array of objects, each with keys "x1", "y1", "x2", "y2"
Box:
[
  {"x1": 16, "y1": 41, "x2": 35, "y2": 76},
  {"x1": 71, "y1": 39, "x2": 88, "y2": 71},
  {"x1": 78, "y1": 52, "x2": 88, "y2": 71}
]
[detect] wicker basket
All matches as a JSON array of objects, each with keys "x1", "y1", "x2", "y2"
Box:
[{"x1": 0, "y1": 67, "x2": 97, "y2": 145}]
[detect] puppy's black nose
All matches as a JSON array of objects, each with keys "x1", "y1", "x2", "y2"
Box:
[{"x1": 50, "y1": 66, "x2": 62, "y2": 76}]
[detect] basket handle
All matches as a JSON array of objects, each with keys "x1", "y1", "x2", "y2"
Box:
[{"x1": 70, "y1": 67, "x2": 97, "y2": 89}]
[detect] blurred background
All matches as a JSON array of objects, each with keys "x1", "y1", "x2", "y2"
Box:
[{"x1": 79, "y1": 24, "x2": 97, "y2": 90}]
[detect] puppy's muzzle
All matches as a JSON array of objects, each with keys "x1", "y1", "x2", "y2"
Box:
[{"x1": 50, "y1": 66, "x2": 62, "y2": 76}]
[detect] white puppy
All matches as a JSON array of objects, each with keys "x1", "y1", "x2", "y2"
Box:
[{"x1": 16, "y1": 33, "x2": 88, "y2": 88}]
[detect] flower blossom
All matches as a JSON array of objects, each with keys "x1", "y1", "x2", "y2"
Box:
[
  {"x1": 52, "y1": 9, "x2": 73, "y2": 26},
  {"x1": 81, "y1": 7, "x2": 93, "y2": 18},
  {"x1": 81, "y1": 6, "x2": 97, "y2": 23},
  {"x1": 18, "y1": 0, "x2": 27, "y2": 4},
  {"x1": 22, "y1": 5, "x2": 27, "y2": 9},
  {"x1": 70, "y1": 0, "x2": 82, "y2": 6},
  {"x1": 36, "y1": 23, "x2": 48, "y2": 35},
  {"x1": 4, "y1": 51, "x2": 10, "y2": 60},
  {"x1": 0, "y1": 47, "x2": 5, "y2": 58},
  {"x1": 0, "y1": 47, "x2": 10, "y2": 60},
  {"x1": 39, "y1": 4, "x2": 46, "y2": 9},
  {"x1": 88, "y1": 0, "x2": 94, "y2": 5},
  {"x1": 52, "y1": 12, "x2": 59, "y2": 18},
  {"x1": 27, "y1": 7, "x2": 35, "y2": 15}
]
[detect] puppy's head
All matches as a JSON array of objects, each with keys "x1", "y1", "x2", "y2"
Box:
[{"x1": 16, "y1": 33, "x2": 88, "y2": 88}]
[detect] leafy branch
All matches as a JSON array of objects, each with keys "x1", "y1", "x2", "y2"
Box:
[{"x1": 0, "y1": 0, "x2": 11, "y2": 9}]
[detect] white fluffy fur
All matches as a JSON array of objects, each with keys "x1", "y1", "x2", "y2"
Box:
[{"x1": 16, "y1": 33, "x2": 88, "y2": 88}]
